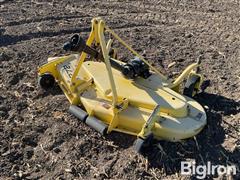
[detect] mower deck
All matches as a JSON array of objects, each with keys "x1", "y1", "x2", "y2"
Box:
[
  {"x1": 38, "y1": 18, "x2": 207, "y2": 152},
  {"x1": 49, "y1": 54, "x2": 206, "y2": 141}
]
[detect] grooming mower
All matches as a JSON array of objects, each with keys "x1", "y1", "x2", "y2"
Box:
[{"x1": 38, "y1": 18, "x2": 207, "y2": 153}]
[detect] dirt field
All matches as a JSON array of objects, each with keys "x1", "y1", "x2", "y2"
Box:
[{"x1": 0, "y1": 0, "x2": 240, "y2": 179}]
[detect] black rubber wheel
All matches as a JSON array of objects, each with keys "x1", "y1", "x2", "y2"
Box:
[
  {"x1": 183, "y1": 75, "x2": 200, "y2": 98},
  {"x1": 38, "y1": 73, "x2": 55, "y2": 89}
]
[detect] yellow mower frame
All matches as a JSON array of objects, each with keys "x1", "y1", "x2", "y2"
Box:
[{"x1": 38, "y1": 18, "x2": 206, "y2": 152}]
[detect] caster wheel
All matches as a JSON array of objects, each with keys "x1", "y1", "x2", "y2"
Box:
[
  {"x1": 38, "y1": 73, "x2": 55, "y2": 89},
  {"x1": 183, "y1": 75, "x2": 200, "y2": 98}
]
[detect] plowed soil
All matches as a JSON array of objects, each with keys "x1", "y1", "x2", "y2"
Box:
[{"x1": 0, "y1": 0, "x2": 240, "y2": 179}]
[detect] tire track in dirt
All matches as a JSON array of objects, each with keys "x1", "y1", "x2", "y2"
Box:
[
  {"x1": 0, "y1": 23, "x2": 155, "y2": 47},
  {"x1": 3, "y1": 10, "x2": 239, "y2": 35},
  {"x1": 3, "y1": 14, "x2": 91, "y2": 27},
  {"x1": 1, "y1": 11, "x2": 152, "y2": 28}
]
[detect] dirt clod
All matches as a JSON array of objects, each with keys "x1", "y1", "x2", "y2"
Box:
[{"x1": 0, "y1": 51, "x2": 9, "y2": 61}]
